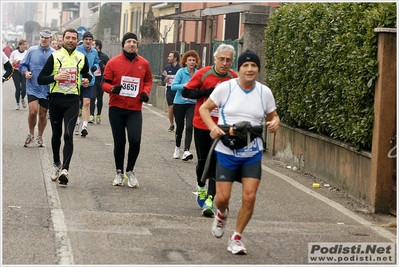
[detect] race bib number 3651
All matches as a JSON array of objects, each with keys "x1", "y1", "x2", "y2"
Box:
[{"x1": 120, "y1": 76, "x2": 140, "y2": 98}]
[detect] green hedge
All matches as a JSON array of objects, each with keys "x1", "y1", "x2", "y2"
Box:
[{"x1": 265, "y1": 3, "x2": 396, "y2": 150}]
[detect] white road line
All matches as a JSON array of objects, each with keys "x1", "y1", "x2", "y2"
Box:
[
  {"x1": 39, "y1": 147, "x2": 74, "y2": 265},
  {"x1": 262, "y1": 165, "x2": 396, "y2": 242},
  {"x1": 144, "y1": 105, "x2": 396, "y2": 242}
]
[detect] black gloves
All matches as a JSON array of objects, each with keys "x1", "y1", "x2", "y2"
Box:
[
  {"x1": 91, "y1": 66, "x2": 97, "y2": 73},
  {"x1": 111, "y1": 86, "x2": 149, "y2": 102},
  {"x1": 182, "y1": 87, "x2": 214, "y2": 99},
  {"x1": 140, "y1": 92, "x2": 149, "y2": 102},
  {"x1": 111, "y1": 85, "x2": 122, "y2": 94}
]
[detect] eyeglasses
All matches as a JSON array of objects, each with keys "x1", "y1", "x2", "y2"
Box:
[
  {"x1": 125, "y1": 39, "x2": 138, "y2": 45},
  {"x1": 216, "y1": 57, "x2": 232, "y2": 63}
]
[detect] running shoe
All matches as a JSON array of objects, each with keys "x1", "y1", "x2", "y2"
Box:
[
  {"x1": 96, "y1": 115, "x2": 101, "y2": 124},
  {"x1": 202, "y1": 196, "x2": 214, "y2": 217},
  {"x1": 88, "y1": 115, "x2": 94, "y2": 123},
  {"x1": 58, "y1": 169, "x2": 69, "y2": 185},
  {"x1": 15, "y1": 103, "x2": 20, "y2": 110},
  {"x1": 74, "y1": 123, "x2": 80, "y2": 135},
  {"x1": 168, "y1": 125, "x2": 174, "y2": 132},
  {"x1": 36, "y1": 136, "x2": 45, "y2": 147},
  {"x1": 51, "y1": 164, "x2": 61, "y2": 181},
  {"x1": 21, "y1": 99, "x2": 26, "y2": 108},
  {"x1": 212, "y1": 208, "x2": 229, "y2": 238},
  {"x1": 24, "y1": 134, "x2": 34, "y2": 147},
  {"x1": 173, "y1": 146, "x2": 180, "y2": 159},
  {"x1": 196, "y1": 186, "x2": 206, "y2": 208},
  {"x1": 126, "y1": 171, "x2": 139, "y2": 188},
  {"x1": 81, "y1": 126, "x2": 88, "y2": 137},
  {"x1": 182, "y1": 150, "x2": 193, "y2": 161},
  {"x1": 227, "y1": 235, "x2": 247, "y2": 255},
  {"x1": 113, "y1": 170, "x2": 124, "y2": 186}
]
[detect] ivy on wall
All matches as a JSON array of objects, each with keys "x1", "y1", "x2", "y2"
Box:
[{"x1": 265, "y1": 2, "x2": 396, "y2": 150}]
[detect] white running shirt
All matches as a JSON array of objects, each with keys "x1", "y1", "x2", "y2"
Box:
[{"x1": 209, "y1": 78, "x2": 277, "y2": 157}]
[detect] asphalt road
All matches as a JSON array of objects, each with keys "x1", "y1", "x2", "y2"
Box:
[{"x1": 2, "y1": 79, "x2": 396, "y2": 265}]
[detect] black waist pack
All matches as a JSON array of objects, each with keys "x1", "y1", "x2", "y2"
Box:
[{"x1": 220, "y1": 121, "x2": 257, "y2": 150}]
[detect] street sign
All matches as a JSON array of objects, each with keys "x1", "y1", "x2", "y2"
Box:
[{"x1": 77, "y1": 26, "x2": 87, "y2": 39}]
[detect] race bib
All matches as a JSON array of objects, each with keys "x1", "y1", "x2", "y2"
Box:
[
  {"x1": 120, "y1": 76, "x2": 140, "y2": 98},
  {"x1": 210, "y1": 107, "x2": 219, "y2": 117},
  {"x1": 93, "y1": 67, "x2": 101, "y2": 76},
  {"x1": 233, "y1": 138, "x2": 262, "y2": 158},
  {"x1": 167, "y1": 75, "x2": 175, "y2": 86},
  {"x1": 58, "y1": 67, "x2": 77, "y2": 86}
]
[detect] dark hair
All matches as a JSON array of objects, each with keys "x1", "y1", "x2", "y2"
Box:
[
  {"x1": 171, "y1": 50, "x2": 180, "y2": 62},
  {"x1": 18, "y1": 39, "x2": 27, "y2": 47},
  {"x1": 63, "y1": 28, "x2": 78, "y2": 38},
  {"x1": 180, "y1": 50, "x2": 201, "y2": 67},
  {"x1": 94, "y1": 40, "x2": 102, "y2": 50}
]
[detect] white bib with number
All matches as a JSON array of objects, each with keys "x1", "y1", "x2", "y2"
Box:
[
  {"x1": 59, "y1": 67, "x2": 77, "y2": 87},
  {"x1": 120, "y1": 76, "x2": 140, "y2": 98}
]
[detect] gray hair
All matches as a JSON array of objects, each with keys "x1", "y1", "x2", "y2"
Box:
[{"x1": 213, "y1": 43, "x2": 236, "y2": 59}]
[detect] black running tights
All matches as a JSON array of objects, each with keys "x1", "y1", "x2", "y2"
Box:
[
  {"x1": 49, "y1": 95, "x2": 80, "y2": 170},
  {"x1": 12, "y1": 71, "x2": 26, "y2": 103},
  {"x1": 194, "y1": 127, "x2": 216, "y2": 198},
  {"x1": 90, "y1": 83, "x2": 104, "y2": 116},
  {"x1": 173, "y1": 104, "x2": 194, "y2": 150},
  {"x1": 108, "y1": 106, "x2": 142, "y2": 173}
]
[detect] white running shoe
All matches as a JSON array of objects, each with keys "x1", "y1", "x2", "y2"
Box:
[
  {"x1": 126, "y1": 171, "x2": 139, "y2": 188},
  {"x1": 36, "y1": 136, "x2": 45, "y2": 147},
  {"x1": 227, "y1": 235, "x2": 247, "y2": 255},
  {"x1": 113, "y1": 170, "x2": 124, "y2": 186},
  {"x1": 212, "y1": 208, "x2": 229, "y2": 238},
  {"x1": 50, "y1": 164, "x2": 61, "y2": 181},
  {"x1": 182, "y1": 150, "x2": 193, "y2": 161},
  {"x1": 21, "y1": 99, "x2": 27, "y2": 108},
  {"x1": 173, "y1": 146, "x2": 180, "y2": 159},
  {"x1": 24, "y1": 134, "x2": 34, "y2": 148},
  {"x1": 74, "y1": 123, "x2": 80, "y2": 135}
]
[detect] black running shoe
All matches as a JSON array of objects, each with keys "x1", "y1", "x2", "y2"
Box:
[
  {"x1": 81, "y1": 127, "x2": 88, "y2": 137},
  {"x1": 58, "y1": 169, "x2": 69, "y2": 185}
]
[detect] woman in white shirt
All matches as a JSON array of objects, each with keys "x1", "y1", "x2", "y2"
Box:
[{"x1": 9, "y1": 39, "x2": 27, "y2": 109}]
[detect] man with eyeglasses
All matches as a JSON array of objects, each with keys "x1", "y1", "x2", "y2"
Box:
[
  {"x1": 19, "y1": 29, "x2": 55, "y2": 148},
  {"x1": 182, "y1": 43, "x2": 237, "y2": 217},
  {"x1": 101, "y1": 32, "x2": 152, "y2": 188}
]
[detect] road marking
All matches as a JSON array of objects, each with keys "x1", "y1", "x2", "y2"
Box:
[
  {"x1": 262, "y1": 165, "x2": 396, "y2": 243},
  {"x1": 39, "y1": 147, "x2": 75, "y2": 264},
  {"x1": 143, "y1": 105, "x2": 396, "y2": 242}
]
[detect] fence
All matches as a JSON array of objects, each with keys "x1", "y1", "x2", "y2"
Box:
[{"x1": 102, "y1": 40, "x2": 239, "y2": 79}]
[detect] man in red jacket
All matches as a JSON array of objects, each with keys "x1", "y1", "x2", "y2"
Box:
[
  {"x1": 102, "y1": 32, "x2": 152, "y2": 188},
  {"x1": 182, "y1": 44, "x2": 237, "y2": 217}
]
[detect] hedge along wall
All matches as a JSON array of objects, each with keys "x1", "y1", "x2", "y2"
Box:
[{"x1": 264, "y1": 3, "x2": 396, "y2": 151}]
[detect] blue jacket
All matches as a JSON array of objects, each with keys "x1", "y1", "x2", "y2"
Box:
[
  {"x1": 171, "y1": 66, "x2": 197, "y2": 105},
  {"x1": 76, "y1": 45, "x2": 99, "y2": 86},
  {"x1": 19, "y1": 45, "x2": 55, "y2": 99}
]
